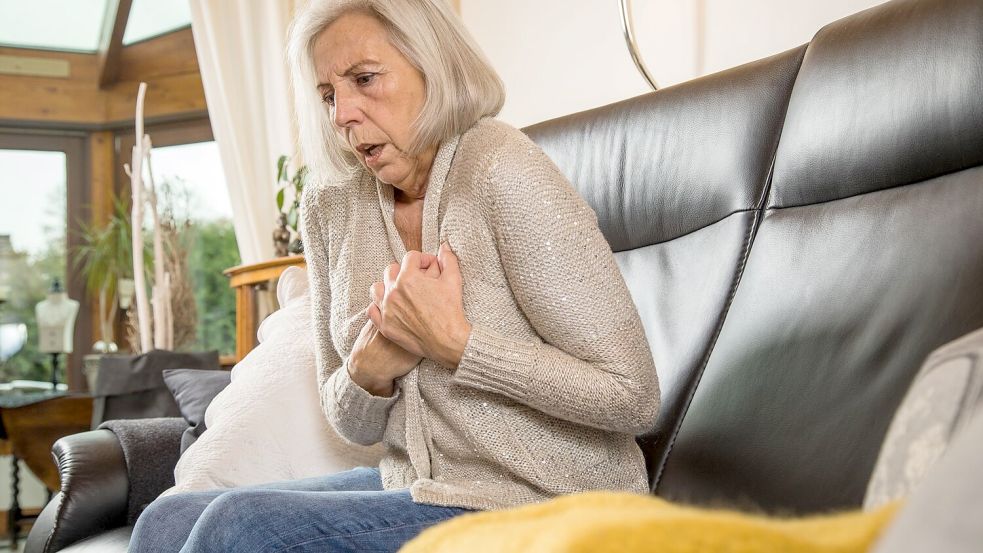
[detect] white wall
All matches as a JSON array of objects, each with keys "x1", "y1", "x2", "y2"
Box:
[{"x1": 461, "y1": 0, "x2": 887, "y2": 128}]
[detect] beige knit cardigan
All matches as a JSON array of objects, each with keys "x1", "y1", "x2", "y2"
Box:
[{"x1": 300, "y1": 118, "x2": 660, "y2": 511}]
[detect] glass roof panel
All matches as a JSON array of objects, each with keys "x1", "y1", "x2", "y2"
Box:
[
  {"x1": 0, "y1": 0, "x2": 109, "y2": 52},
  {"x1": 122, "y1": 0, "x2": 192, "y2": 45}
]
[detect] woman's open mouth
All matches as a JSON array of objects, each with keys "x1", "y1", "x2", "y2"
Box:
[{"x1": 358, "y1": 143, "x2": 385, "y2": 165}]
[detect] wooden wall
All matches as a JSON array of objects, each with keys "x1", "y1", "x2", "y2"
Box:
[{"x1": 0, "y1": 28, "x2": 206, "y2": 126}]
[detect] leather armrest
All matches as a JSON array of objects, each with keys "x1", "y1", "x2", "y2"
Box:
[{"x1": 25, "y1": 429, "x2": 128, "y2": 553}]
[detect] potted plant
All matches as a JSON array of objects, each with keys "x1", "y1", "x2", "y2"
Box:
[
  {"x1": 74, "y1": 196, "x2": 150, "y2": 354},
  {"x1": 275, "y1": 155, "x2": 308, "y2": 255}
]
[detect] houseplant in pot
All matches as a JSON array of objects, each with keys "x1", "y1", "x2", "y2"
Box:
[
  {"x1": 274, "y1": 154, "x2": 308, "y2": 255},
  {"x1": 74, "y1": 196, "x2": 148, "y2": 356}
]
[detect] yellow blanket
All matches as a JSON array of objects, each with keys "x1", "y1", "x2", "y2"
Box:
[{"x1": 401, "y1": 492, "x2": 900, "y2": 553}]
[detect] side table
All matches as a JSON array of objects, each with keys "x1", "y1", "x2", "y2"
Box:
[{"x1": 0, "y1": 393, "x2": 92, "y2": 549}]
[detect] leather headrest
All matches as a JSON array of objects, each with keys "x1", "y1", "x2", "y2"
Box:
[
  {"x1": 524, "y1": 45, "x2": 805, "y2": 252},
  {"x1": 770, "y1": 0, "x2": 983, "y2": 208}
]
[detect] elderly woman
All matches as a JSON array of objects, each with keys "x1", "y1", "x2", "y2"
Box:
[{"x1": 129, "y1": 0, "x2": 659, "y2": 551}]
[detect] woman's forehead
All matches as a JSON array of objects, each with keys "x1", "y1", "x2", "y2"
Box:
[{"x1": 315, "y1": 13, "x2": 392, "y2": 76}]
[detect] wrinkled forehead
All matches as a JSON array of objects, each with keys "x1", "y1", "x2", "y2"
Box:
[{"x1": 313, "y1": 11, "x2": 393, "y2": 81}]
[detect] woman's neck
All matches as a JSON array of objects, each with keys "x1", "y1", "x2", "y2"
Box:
[
  {"x1": 392, "y1": 143, "x2": 438, "y2": 202},
  {"x1": 394, "y1": 183, "x2": 427, "y2": 204}
]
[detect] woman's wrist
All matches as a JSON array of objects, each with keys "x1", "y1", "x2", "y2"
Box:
[
  {"x1": 348, "y1": 357, "x2": 395, "y2": 397},
  {"x1": 435, "y1": 320, "x2": 473, "y2": 369}
]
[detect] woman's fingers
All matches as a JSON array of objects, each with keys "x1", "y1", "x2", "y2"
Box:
[
  {"x1": 437, "y1": 242, "x2": 462, "y2": 285},
  {"x1": 370, "y1": 247, "x2": 465, "y2": 363},
  {"x1": 400, "y1": 251, "x2": 421, "y2": 274},
  {"x1": 418, "y1": 252, "x2": 439, "y2": 273},
  {"x1": 370, "y1": 281, "x2": 385, "y2": 305},
  {"x1": 355, "y1": 316, "x2": 374, "y2": 340},
  {"x1": 367, "y1": 301, "x2": 383, "y2": 329},
  {"x1": 424, "y1": 259, "x2": 441, "y2": 278},
  {"x1": 384, "y1": 262, "x2": 400, "y2": 291},
  {"x1": 398, "y1": 251, "x2": 440, "y2": 276}
]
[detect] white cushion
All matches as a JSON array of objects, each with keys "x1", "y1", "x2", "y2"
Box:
[{"x1": 162, "y1": 266, "x2": 383, "y2": 495}]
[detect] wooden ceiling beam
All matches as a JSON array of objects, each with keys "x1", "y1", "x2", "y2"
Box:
[{"x1": 97, "y1": 0, "x2": 133, "y2": 89}]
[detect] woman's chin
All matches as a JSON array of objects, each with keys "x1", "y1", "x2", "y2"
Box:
[
  {"x1": 369, "y1": 167, "x2": 392, "y2": 184},
  {"x1": 368, "y1": 165, "x2": 407, "y2": 187}
]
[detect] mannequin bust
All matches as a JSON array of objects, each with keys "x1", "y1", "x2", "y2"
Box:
[{"x1": 35, "y1": 279, "x2": 79, "y2": 354}]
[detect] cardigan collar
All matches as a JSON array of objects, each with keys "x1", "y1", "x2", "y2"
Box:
[{"x1": 376, "y1": 135, "x2": 460, "y2": 261}]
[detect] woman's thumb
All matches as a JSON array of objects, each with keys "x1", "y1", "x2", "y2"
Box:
[{"x1": 437, "y1": 241, "x2": 460, "y2": 276}]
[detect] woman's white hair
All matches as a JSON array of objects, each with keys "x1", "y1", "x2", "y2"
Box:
[{"x1": 287, "y1": 0, "x2": 505, "y2": 185}]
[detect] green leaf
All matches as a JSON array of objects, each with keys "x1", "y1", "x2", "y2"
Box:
[
  {"x1": 276, "y1": 155, "x2": 288, "y2": 183},
  {"x1": 276, "y1": 188, "x2": 285, "y2": 211},
  {"x1": 73, "y1": 193, "x2": 142, "y2": 301},
  {"x1": 286, "y1": 207, "x2": 298, "y2": 230}
]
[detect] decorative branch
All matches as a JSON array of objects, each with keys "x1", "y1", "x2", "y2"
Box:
[
  {"x1": 121, "y1": 81, "x2": 187, "y2": 353},
  {"x1": 128, "y1": 82, "x2": 153, "y2": 353},
  {"x1": 145, "y1": 146, "x2": 173, "y2": 350}
]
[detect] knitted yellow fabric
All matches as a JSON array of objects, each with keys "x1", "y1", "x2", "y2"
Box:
[{"x1": 401, "y1": 492, "x2": 900, "y2": 553}]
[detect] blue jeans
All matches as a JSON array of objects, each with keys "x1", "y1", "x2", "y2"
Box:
[{"x1": 129, "y1": 467, "x2": 471, "y2": 553}]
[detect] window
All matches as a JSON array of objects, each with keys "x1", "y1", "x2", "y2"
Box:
[
  {"x1": 122, "y1": 0, "x2": 192, "y2": 45},
  {"x1": 0, "y1": 0, "x2": 109, "y2": 52},
  {"x1": 0, "y1": 0, "x2": 194, "y2": 52},
  {"x1": 146, "y1": 140, "x2": 239, "y2": 357},
  {"x1": 0, "y1": 134, "x2": 85, "y2": 385}
]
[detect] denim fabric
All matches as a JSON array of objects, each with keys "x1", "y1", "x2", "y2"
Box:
[{"x1": 129, "y1": 467, "x2": 471, "y2": 553}]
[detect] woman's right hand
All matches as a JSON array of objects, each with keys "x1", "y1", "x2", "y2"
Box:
[{"x1": 348, "y1": 319, "x2": 421, "y2": 397}]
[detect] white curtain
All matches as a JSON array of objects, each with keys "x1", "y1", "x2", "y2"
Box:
[{"x1": 189, "y1": 0, "x2": 301, "y2": 265}]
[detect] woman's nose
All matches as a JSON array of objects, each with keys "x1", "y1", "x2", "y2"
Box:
[{"x1": 332, "y1": 89, "x2": 362, "y2": 129}]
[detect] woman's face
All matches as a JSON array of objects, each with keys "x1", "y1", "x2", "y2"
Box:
[{"x1": 314, "y1": 12, "x2": 430, "y2": 191}]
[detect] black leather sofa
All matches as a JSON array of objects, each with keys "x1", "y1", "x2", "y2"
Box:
[{"x1": 26, "y1": 0, "x2": 983, "y2": 550}]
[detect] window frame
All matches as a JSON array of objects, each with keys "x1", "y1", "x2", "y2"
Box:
[{"x1": 0, "y1": 128, "x2": 90, "y2": 390}]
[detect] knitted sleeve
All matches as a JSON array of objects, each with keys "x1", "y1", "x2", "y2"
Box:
[
  {"x1": 453, "y1": 133, "x2": 661, "y2": 435},
  {"x1": 301, "y1": 182, "x2": 398, "y2": 446}
]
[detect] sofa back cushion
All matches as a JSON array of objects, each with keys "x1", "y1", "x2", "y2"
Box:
[
  {"x1": 654, "y1": 0, "x2": 983, "y2": 513},
  {"x1": 528, "y1": 0, "x2": 983, "y2": 515}
]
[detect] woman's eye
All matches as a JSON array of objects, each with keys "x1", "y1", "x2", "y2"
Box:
[
  {"x1": 322, "y1": 92, "x2": 335, "y2": 106},
  {"x1": 355, "y1": 73, "x2": 375, "y2": 86}
]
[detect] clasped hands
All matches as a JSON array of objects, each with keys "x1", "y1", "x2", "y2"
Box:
[{"x1": 348, "y1": 242, "x2": 472, "y2": 397}]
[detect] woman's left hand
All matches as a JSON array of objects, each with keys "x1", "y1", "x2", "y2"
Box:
[{"x1": 368, "y1": 242, "x2": 472, "y2": 368}]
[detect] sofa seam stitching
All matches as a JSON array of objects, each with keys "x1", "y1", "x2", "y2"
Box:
[{"x1": 650, "y1": 43, "x2": 807, "y2": 493}]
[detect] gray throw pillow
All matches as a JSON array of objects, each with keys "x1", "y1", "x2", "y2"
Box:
[
  {"x1": 162, "y1": 368, "x2": 232, "y2": 453},
  {"x1": 89, "y1": 349, "x2": 221, "y2": 428},
  {"x1": 864, "y1": 327, "x2": 983, "y2": 510},
  {"x1": 872, "y1": 404, "x2": 983, "y2": 552}
]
